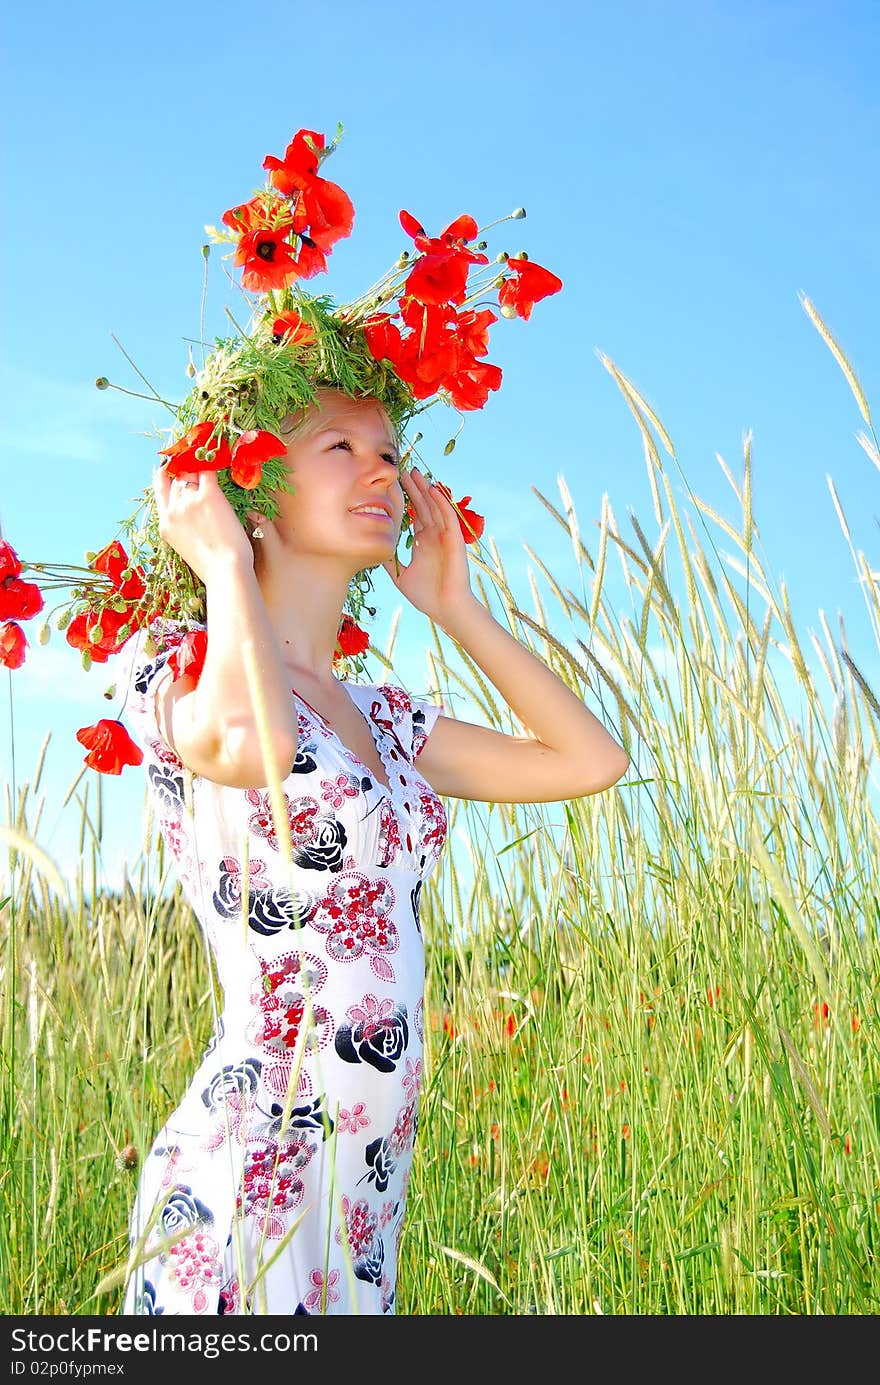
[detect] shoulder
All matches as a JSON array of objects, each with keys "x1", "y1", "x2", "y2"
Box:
[
  {"x1": 351, "y1": 679, "x2": 444, "y2": 762},
  {"x1": 120, "y1": 617, "x2": 206, "y2": 766},
  {"x1": 344, "y1": 679, "x2": 413, "y2": 719},
  {"x1": 354, "y1": 680, "x2": 443, "y2": 718}
]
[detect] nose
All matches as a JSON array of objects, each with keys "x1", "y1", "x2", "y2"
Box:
[{"x1": 364, "y1": 450, "x2": 403, "y2": 497}]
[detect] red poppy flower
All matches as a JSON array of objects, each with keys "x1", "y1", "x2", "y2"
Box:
[
  {"x1": 291, "y1": 235, "x2": 328, "y2": 280},
  {"x1": 263, "y1": 128, "x2": 325, "y2": 188},
  {"x1": 363, "y1": 314, "x2": 405, "y2": 366},
  {"x1": 272, "y1": 311, "x2": 317, "y2": 347},
  {"x1": 334, "y1": 616, "x2": 369, "y2": 659},
  {"x1": 0, "y1": 540, "x2": 22, "y2": 582},
  {"x1": 0, "y1": 621, "x2": 27, "y2": 669},
  {"x1": 434, "y1": 483, "x2": 485, "y2": 544},
  {"x1": 233, "y1": 223, "x2": 303, "y2": 293},
  {"x1": 75, "y1": 719, "x2": 144, "y2": 775},
  {"x1": 0, "y1": 576, "x2": 43, "y2": 622},
  {"x1": 366, "y1": 300, "x2": 470, "y2": 399},
  {"x1": 404, "y1": 300, "x2": 464, "y2": 384},
  {"x1": 223, "y1": 191, "x2": 298, "y2": 236},
  {"x1": 230, "y1": 430, "x2": 287, "y2": 490},
  {"x1": 498, "y1": 257, "x2": 563, "y2": 321},
  {"x1": 167, "y1": 629, "x2": 208, "y2": 683},
  {"x1": 263, "y1": 129, "x2": 355, "y2": 252},
  {"x1": 65, "y1": 606, "x2": 133, "y2": 663},
  {"x1": 399, "y1": 210, "x2": 488, "y2": 307},
  {"x1": 300, "y1": 184, "x2": 356, "y2": 252},
  {"x1": 158, "y1": 422, "x2": 233, "y2": 478},
  {"x1": 92, "y1": 539, "x2": 129, "y2": 586},
  {"x1": 91, "y1": 540, "x2": 148, "y2": 605},
  {"x1": 399, "y1": 209, "x2": 481, "y2": 252},
  {"x1": 444, "y1": 358, "x2": 503, "y2": 412},
  {"x1": 403, "y1": 242, "x2": 471, "y2": 307},
  {"x1": 455, "y1": 307, "x2": 497, "y2": 358}
]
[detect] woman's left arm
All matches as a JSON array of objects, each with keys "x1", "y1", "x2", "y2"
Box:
[
  {"x1": 415, "y1": 596, "x2": 629, "y2": 802},
  {"x1": 384, "y1": 467, "x2": 629, "y2": 804}
]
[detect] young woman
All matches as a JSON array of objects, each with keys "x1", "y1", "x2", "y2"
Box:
[{"x1": 120, "y1": 385, "x2": 629, "y2": 1316}]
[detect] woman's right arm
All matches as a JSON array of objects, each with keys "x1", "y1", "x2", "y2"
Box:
[{"x1": 152, "y1": 468, "x2": 298, "y2": 789}]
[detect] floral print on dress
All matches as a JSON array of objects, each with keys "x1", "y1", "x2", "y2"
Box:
[
  {"x1": 238, "y1": 1133, "x2": 316, "y2": 1239},
  {"x1": 334, "y1": 995, "x2": 410, "y2": 1073},
  {"x1": 120, "y1": 619, "x2": 448, "y2": 1316},
  {"x1": 336, "y1": 1195, "x2": 385, "y2": 1286},
  {"x1": 311, "y1": 870, "x2": 399, "y2": 978},
  {"x1": 245, "y1": 950, "x2": 334, "y2": 1100},
  {"x1": 212, "y1": 855, "x2": 318, "y2": 937}
]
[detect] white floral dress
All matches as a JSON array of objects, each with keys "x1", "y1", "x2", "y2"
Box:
[{"x1": 119, "y1": 620, "x2": 447, "y2": 1316}]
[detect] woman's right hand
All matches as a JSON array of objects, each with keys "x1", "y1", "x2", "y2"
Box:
[{"x1": 152, "y1": 466, "x2": 258, "y2": 580}]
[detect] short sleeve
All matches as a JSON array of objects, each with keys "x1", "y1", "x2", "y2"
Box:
[
  {"x1": 410, "y1": 694, "x2": 444, "y2": 761},
  {"x1": 119, "y1": 617, "x2": 204, "y2": 762}
]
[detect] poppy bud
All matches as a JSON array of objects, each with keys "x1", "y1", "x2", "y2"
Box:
[
  {"x1": 118, "y1": 624, "x2": 131, "y2": 641},
  {"x1": 201, "y1": 244, "x2": 210, "y2": 260},
  {"x1": 91, "y1": 626, "x2": 104, "y2": 643},
  {"x1": 85, "y1": 551, "x2": 97, "y2": 563},
  {"x1": 499, "y1": 304, "x2": 517, "y2": 319},
  {"x1": 144, "y1": 635, "x2": 157, "y2": 657},
  {"x1": 81, "y1": 650, "x2": 92, "y2": 671},
  {"x1": 512, "y1": 207, "x2": 526, "y2": 219},
  {"x1": 94, "y1": 377, "x2": 110, "y2": 390},
  {"x1": 194, "y1": 448, "x2": 207, "y2": 460},
  {"x1": 496, "y1": 252, "x2": 509, "y2": 264},
  {"x1": 38, "y1": 623, "x2": 51, "y2": 646},
  {"x1": 103, "y1": 684, "x2": 116, "y2": 701},
  {"x1": 56, "y1": 610, "x2": 72, "y2": 632},
  {"x1": 444, "y1": 438, "x2": 456, "y2": 456}
]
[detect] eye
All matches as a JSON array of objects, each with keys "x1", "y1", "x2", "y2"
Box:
[{"x1": 333, "y1": 436, "x2": 400, "y2": 469}]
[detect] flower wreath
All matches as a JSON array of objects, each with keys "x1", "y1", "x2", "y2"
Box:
[{"x1": 0, "y1": 124, "x2": 562, "y2": 775}]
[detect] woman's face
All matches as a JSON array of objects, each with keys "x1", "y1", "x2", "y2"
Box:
[{"x1": 276, "y1": 391, "x2": 405, "y2": 567}]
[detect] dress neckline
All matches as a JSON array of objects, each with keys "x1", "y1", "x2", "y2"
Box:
[{"x1": 293, "y1": 681, "x2": 393, "y2": 796}]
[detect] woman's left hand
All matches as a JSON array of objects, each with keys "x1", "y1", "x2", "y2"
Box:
[{"x1": 381, "y1": 468, "x2": 474, "y2": 624}]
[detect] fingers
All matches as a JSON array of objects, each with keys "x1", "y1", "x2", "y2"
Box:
[
  {"x1": 152, "y1": 464, "x2": 171, "y2": 509},
  {"x1": 154, "y1": 466, "x2": 203, "y2": 502},
  {"x1": 403, "y1": 467, "x2": 450, "y2": 535},
  {"x1": 155, "y1": 468, "x2": 220, "y2": 511},
  {"x1": 153, "y1": 467, "x2": 225, "y2": 545}
]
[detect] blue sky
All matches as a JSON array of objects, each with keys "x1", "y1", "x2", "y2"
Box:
[{"x1": 1, "y1": 0, "x2": 878, "y2": 893}]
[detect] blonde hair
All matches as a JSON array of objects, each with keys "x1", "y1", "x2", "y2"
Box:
[{"x1": 279, "y1": 387, "x2": 398, "y2": 448}]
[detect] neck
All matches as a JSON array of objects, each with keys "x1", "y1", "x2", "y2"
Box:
[{"x1": 254, "y1": 549, "x2": 359, "y2": 684}]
